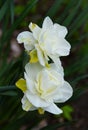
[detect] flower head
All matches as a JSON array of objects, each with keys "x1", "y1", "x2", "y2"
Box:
[
  {"x1": 16, "y1": 63, "x2": 73, "y2": 115},
  {"x1": 17, "y1": 17, "x2": 71, "y2": 67}
]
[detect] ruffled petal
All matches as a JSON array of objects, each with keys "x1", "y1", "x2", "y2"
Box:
[
  {"x1": 24, "y1": 72, "x2": 36, "y2": 94},
  {"x1": 42, "y1": 16, "x2": 53, "y2": 30},
  {"x1": 49, "y1": 54, "x2": 62, "y2": 68},
  {"x1": 54, "y1": 23, "x2": 68, "y2": 38},
  {"x1": 21, "y1": 95, "x2": 37, "y2": 111},
  {"x1": 25, "y1": 91, "x2": 50, "y2": 107},
  {"x1": 52, "y1": 38, "x2": 71, "y2": 56},
  {"x1": 35, "y1": 44, "x2": 45, "y2": 66},
  {"x1": 29, "y1": 22, "x2": 41, "y2": 40},
  {"x1": 54, "y1": 81, "x2": 73, "y2": 103},
  {"x1": 44, "y1": 103, "x2": 62, "y2": 115},
  {"x1": 50, "y1": 63, "x2": 64, "y2": 76},
  {"x1": 25, "y1": 62, "x2": 43, "y2": 80},
  {"x1": 36, "y1": 69, "x2": 54, "y2": 94},
  {"x1": 17, "y1": 31, "x2": 35, "y2": 51},
  {"x1": 35, "y1": 67, "x2": 64, "y2": 101}
]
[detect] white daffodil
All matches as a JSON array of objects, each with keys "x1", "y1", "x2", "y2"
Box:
[
  {"x1": 17, "y1": 16, "x2": 71, "y2": 67},
  {"x1": 16, "y1": 63, "x2": 73, "y2": 115}
]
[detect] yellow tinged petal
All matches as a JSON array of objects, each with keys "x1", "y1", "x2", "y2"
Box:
[
  {"x1": 45, "y1": 63, "x2": 50, "y2": 68},
  {"x1": 31, "y1": 23, "x2": 37, "y2": 30},
  {"x1": 29, "y1": 49, "x2": 38, "y2": 63},
  {"x1": 29, "y1": 22, "x2": 37, "y2": 31},
  {"x1": 23, "y1": 99, "x2": 33, "y2": 111},
  {"x1": 38, "y1": 108, "x2": 45, "y2": 114},
  {"x1": 15, "y1": 78, "x2": 27, "y2": 92},
  {"x1": 36, "y1": 74, "x2": 43, "y2": 95}
]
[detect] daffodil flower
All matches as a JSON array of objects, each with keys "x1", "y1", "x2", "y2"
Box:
[
  {"x1": 17, "y1": 16, "x2": 71, "y2": 67},
  {"x1": 16, "y1": 63, "x2": 73, "y2": 115}
]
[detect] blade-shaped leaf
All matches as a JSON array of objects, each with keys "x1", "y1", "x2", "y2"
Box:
[
  {"x1": 0, "y1": 0, "x2": 11, "y2": 21},
  {"x1": 10, "y1": 0, "x2": 14, "y2": 24},
  {"x1": 0, "y1": 91, "x2": 17, "y2": 96},
  {"x1": 56, "y1": 0, "x2": 77, "y2": 23},
  {"x1": 0, "y1": 86, "x2": 16, "y2": 92},
  {"x1": 46, "y1": 0, "x2": 63, "y2": 18},
  {"x1": 0, "y1": 0, "x2": 39, "y2": 51},
  {"x1": 68, "y1": 6, "x2": 88, "y2": 37},
  {"x1": 63, "y1": 0, "x2": 82, "y2": 26}
]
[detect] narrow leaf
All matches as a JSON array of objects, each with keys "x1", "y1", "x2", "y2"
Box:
[
  {"x1": 0, "y1": 91, "x2": 17, "y2": 96},
  {"x1": 70, "y1": 86, "x2": 88, "y2": 101},
  {"x1": 63, "y1": 0, "x2": 82, "y2": 26},
  {"x1": 0, "y1": 0, "x2": 39, "y2": 47},
  {"x1": 68, "y1": 6, "x2": 88, "y2": 37},
  {"x1": 0, "y1": 0, "x2": 11, "y2": 21},
  {"x1": 10, "y1": 0, "x2": 14, "y2": 24},
  {"x1": 56, "y1": 0, "x2": 77, "y2": 23},
  {"x1": 0, "y1": 86, "x2": 16, "y2": 92},
  {"x1": 46, "y1": 0, "x2": 63, "y2": 18}
]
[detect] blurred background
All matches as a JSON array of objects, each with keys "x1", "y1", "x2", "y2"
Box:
[{"x1": 0, "y1": 0, "x2": 88, "y2": 130}]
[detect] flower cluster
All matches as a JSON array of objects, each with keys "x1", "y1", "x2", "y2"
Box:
[{"x1": 16, "y1": 17, "x2": 73, "y2": 115}]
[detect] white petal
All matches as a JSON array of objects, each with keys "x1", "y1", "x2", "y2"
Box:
[
  {"x1": 36, "y1": 69, "x2": 50, "y2": 92},
  {"x1": 44, "y1": 103, "x2": 62, "y2": 115},
  {"x1": 42, "y1": 16, "x2": 53, "y2": 30},
  {"x1": 35, "y1": 44, "x2": 45, "y2": 66},
  {"x1": 49, "y1": 54, "x2": 62, "y2": 69},
  {"x1": 50, "y1": 63, "x2": 64, "y2": 76},
  {"x1": 29, "y1": 22, "x2": 41, "y2": 40},
  {"x1": 54, "y1": 81, "x2": 73, "y2": 103},
  {"x1": 52, "y1": 38, "x2": 71, "y2": 56},
  {"x1": 36, "y1": 68, "x2": 64, "y2": 101},
  {"x1": 36, "y1": 69, "x2": 60, "y2": 96},
  {"x1": 17, "y1": 31, "x2": 36, "y2": 51},
  {"x1": 21, "y1": 95, "x2": 37, "y2": 111},
  {"x1": 54, "y1": 23, "x2": 68, "y2": 38},
  {"x1": 24, "y1": 72, "x2": 36, "y2": 94},
  {"x1": 25, "y1": 62, "x2": 43, "y2": 80},
  {"x1": 25, "y1": 63, "x2": 43, "y2": 94},
  {"x1": 39, "y1": 31, "x2": 53, "y2": 53},
  {"x1": 25, "y1": 91, "x2": 50, "y2": 107}
]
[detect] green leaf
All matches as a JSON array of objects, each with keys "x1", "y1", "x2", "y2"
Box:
[
  {"x1": 0, "y1": 0, "x2": 11, "y2": 21},
  {"x1": 10, "y1": 0, "x2": 14, "y2": 24},
  {"x1": 0, "y1": 10, "x2": 10, "y2": 53},
  {"x1": 70, "y1": 86, "x2": 88, "y2": 101},
  {"x1": 56, "y1": 0, "x2": 77, "y2": 23},
  {"x1": 46, "y1": 0, "x2": 63, "y2": 18},
  {"x1": 68, "y1": 6, "x2": 88, "y2": 37},
  {"x1": 71, "y1": 74, "x2": 88, "y2": 86},
  {"x1": 0, "y1": 91, "x2": 17, "y2": 96},
  {"x1": 61, "y1": 105, "x2": 73, "y2": 121},
  {"x1": 78, "y1": 32, "x2": 88, "y2": 41},
  {"x1": 8, "y1": 0, "x2": 39, "y2": 33},
  {"x1": 65, "y1": 56, "x2": 88, "y2": 76},
  {"x1": 0, "y1": 86, "x2": 16, "y2": 92},
  {"x1": 63, "y1": 0, "x2": 82, "y2": 26},
  {"x1": 15, "y1": 5, "x2": 25, "y2": 15},
  {"x1": 0, "y1": 0, "x2": 39, "y2": 51}
]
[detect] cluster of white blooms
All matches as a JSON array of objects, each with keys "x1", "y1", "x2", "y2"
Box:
[{"x1": 16, "y1": 17, "x2": 73, "y2": 115}]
